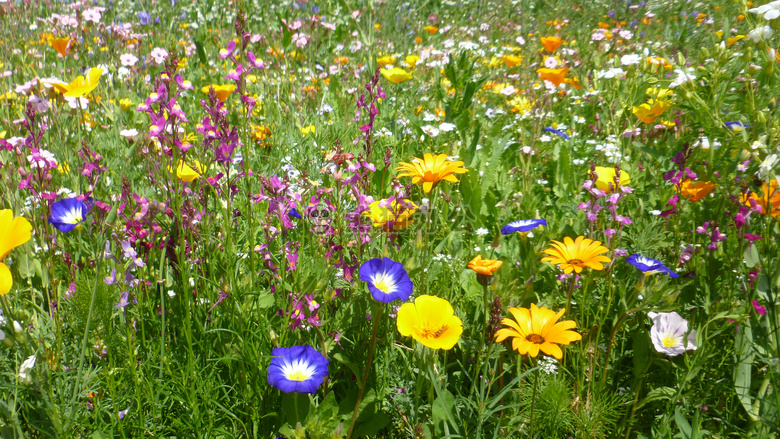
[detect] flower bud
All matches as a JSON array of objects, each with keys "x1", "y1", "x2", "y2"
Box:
[{"x1": 13, "y1": 321, "x2": 26, "y2": 345}]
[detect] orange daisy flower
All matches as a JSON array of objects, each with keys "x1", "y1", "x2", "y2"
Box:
[
  {"x1": 495, "y1": 304, "x2": 582, "y2": 359},
  {"x1": 541, "y1": 236, "x2": 611, "y2": 274},
  {"x1": 395, "y1": 153, "x2": 468, "y2": 193}
]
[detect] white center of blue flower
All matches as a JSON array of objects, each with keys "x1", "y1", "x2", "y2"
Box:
[
  {"x1": 509, "y1": 220, "x2": 534, "y2": 228},
  {"x1": 62, "y1": 208, "x2": 83, "y2": 225},
  {"x1": 281, "y1": 358, "x2": 316, "y2": 382},
  {"x1": 370, "y1": 272, "x2": 397, "y2": 294},
  {"x1": 635, "y1": 256, "x2": 658, "y2": 267}
]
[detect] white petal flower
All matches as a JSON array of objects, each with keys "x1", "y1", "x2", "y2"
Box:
[
  {"x1": 749, "y1": 1, "x2": 780, "y2": 20},
  {"x1": 620, "y1": 54, "x2": 641, "y2": 66},
  {"x1": 648, "y1": 312, "x2": 697, "y2": 356},
  {"x1": 749, "y1": 25, "x2": 774, "y2": 42}
]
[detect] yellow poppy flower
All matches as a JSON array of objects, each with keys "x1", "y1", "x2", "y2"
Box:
[
  {"x1": 364, "y1": 199, "x2": 418, "y2": 231},
  {"x1": 405, "y1": 55, "x2": 421, "y2": 68},
  {"x1": 170, "y1": 160, "x2": 205, "y2": 182},
  {"x1": 540, "y1": 36, "x2": 563, "y2": 52},
  {"x1": 424, "y1": 25, "x2": 439, "y2": 34},
  {"x1": 119, "y1": 98, "x2": 134, "y2": 111},
  {"x1": 592, "y1": 166, "x2": 631, "y2": 193},
  {"x1": 376, "y1": 55, "x2": 396, "y2": 67},
  {"x1": 45, "y1": 68, "x2": 104, "y2": 98},
  {"x1": 467, "y1": 255, "x2": 503, "y2": 276},
  {"x1": 0, "y1": 210, "x2": 33, "y2": 295},
  {"x1": 397, "y1": 295, "x2": 463, "y2": 350},
  {"x1": 632, "y1": 99, "x2": 670, "y2": 124},
  {"x1": 395, "y1": 153, "x2": 468, "y2": 193},
  {"x1": 380, "y1": 67, "x2": 412, "y2": 84},
  {"x1": 678, "y1": 180, "x2": 717, "y2": 202},
  {"x1": 541, "y1": 236, "x2": 612, "y2": 274},
  {"x1": 502, "y1": 54, "x2": 523, "y2": 67},
  {"x1": 300, "y1": 125, "x2": 316, "y2": 136},
  {"x1": 494, "y1": 304, "x2": 582, "y2": 359},
  {"x1": 201, "y1": 84, "x2": 236, "y2": 102}
]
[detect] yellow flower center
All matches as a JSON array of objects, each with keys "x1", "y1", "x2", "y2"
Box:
[
  {"x1": 421, "y1": 325, "x2": 448, "y2": 339},
  {"x1": 526, "y1": 334, "x2": 546, "y2": 344},
  {"x1": 375, "y1": 279, "x2": 390, "y2": 293},
  {"x1": 662, "y1": 336, "x2": 677, "y2": 347}
]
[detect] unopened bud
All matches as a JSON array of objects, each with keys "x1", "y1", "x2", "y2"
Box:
[{"x1": 13, "y1": 321, "x2": 26, "y2": 345}]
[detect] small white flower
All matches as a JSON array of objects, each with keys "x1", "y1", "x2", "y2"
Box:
[
  {"x1": 150, "y1": 47, "x2": 168, "y2": 65},
  {"x1": 749, "y1": 25, "x2": 774, "y2": 42},
  {"x1": 120, "y1": 53, "x2": 138, "y2": 67},
  {"x1": 475, "y1": 228, "x2": 489, "y2": 236},
  {"x1": 620, "y1": 54, "x2": 641, "y2": 66},
  {"x1": 439, "y1": 122, "x2": 456, "y2": 132},
  {"x1": 120, "y1": 129, "x2": 139, "y2": 138},
  {"x1": 670, "y1": 68, "x2": 697, "y2": 88},
  {"x1": 19, "y1": 355, "x2": 37, "y2": 380},
  {"x1": 543, "y1": 57, "x2": 559, "y2": 68},
  {"x1": 759, "y1": 154, "x2": 779, "y2": 179},
  {"x1": 65, "y1": 96, "x2": 89, "y2": 110},
  {"x1": 421, "y1": 125, "x2": 440, "y2": 138}
]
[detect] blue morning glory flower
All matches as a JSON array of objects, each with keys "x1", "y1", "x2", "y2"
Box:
[
  {"x1": 358, "y1": 257, "x2": 413, "y2": 303},
  {"x1": 48, "y1": 197, "x2": 93, "y2": 233},
  {"x1": 267, "y1": 345, "x2": 329, "y2": 394},
  {"x1": 544, "y1": 127, "x2": 570, "y2": 140},
  {"x1": 724, "y1": 122, "x2": 750, "y2": 132},
  {"x1": 626, "y1": 254, "x2": 679, "y2": 278},
  {"x1": 501, "y1": 219, "x2": 547, "y2": 235}
]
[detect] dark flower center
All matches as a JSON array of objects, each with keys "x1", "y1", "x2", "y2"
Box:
[
  {"x1": 526, "y1": 334, "x2": 545, "y2": 344},
  {"x1": 566, "y1": 258, "x2": 584, "y2": 266}
]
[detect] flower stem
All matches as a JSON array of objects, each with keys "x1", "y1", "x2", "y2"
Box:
[
  {"x1": 529, "y1": 361, "x2": 539, "y2": 438},
  {"x1": 346, "y1": 303, "x2": 383, "y2": 439}
]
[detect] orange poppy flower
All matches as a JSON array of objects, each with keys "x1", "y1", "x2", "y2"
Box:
[
  {"x1": 468, "y1": 255, "x2": 503, "y2": 276},
  {"x1": 540, "y1": 36, "x2": 563, "y2": 52},
  {"x1": 678, "y1": 180, "x2": 717, "y2": 202},
  {"x1": 536, "y1": 68, "x2": 569, "y2": 87}
]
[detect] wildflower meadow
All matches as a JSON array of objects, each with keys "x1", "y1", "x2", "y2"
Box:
[{"x1": 2, "y1": 0, "x2": 780, "y2": 436}]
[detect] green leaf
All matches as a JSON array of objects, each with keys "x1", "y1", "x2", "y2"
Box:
[
  {"x1": 553, "y1": 140, "x2": 571, "y2": 198},
  {"x1": 673, "y1": 407, "x2": 693, "y2": 439},
  {"x1": 253, "y1": 292, "x2": 276, "y2": 309},
  {"x1": 433, "y1": 389, "x2": 459, "y2": 437},
  {"x1": 281, "y1": 393, "x2": 310, "y2": 427},
  {"x1": 635, "y1": 386, "x2": 675, "y2": 410},
  {"x1": 734, "y1": 324, "x2": 758, "y2": 421},
  {"x1": 332, "y1": 353, "x2": 362, "y2": 387},
  {"x1": 459, "y1": 170, "x2": 482, "y2": 225},
  {"x1": 743, "y1": 243, "x2": 760, "y2": 268},
  {"x1": 194, "y1": 38, "x2": 208, "y2": 66},
  {"x1": 632, "y1": 329, "x2": 651, "y2": 378}
]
